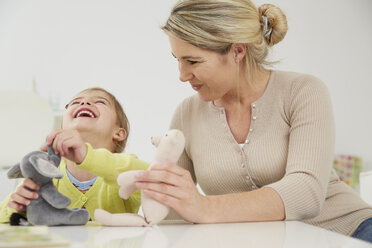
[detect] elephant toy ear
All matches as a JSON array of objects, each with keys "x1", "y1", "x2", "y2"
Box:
[
  {"x1": 7, "y1": 163, "x2": 23, "y2": 179},
  {"x1": 47, "y1": 145, "x2": 61, "y2": 166},
  {"x1": 29, "y1": 155, "x2": 63, "y2": 179}
]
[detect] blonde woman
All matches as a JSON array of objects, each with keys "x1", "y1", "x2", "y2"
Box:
[{"x1": 135, "y1": 0, "x2": 372, "y2": 242}]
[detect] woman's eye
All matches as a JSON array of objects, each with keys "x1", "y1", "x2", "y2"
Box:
[{"x1": 187, "y1": 60, "x2": 198, "y2": 65}]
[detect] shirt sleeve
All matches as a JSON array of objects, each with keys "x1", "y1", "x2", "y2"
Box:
[
  {"x1": 265, "y1": 75, "x2": 335, "y2": 220},
  {"x1": 76, "y1": 143, "x2": 150, "y2": 186}
]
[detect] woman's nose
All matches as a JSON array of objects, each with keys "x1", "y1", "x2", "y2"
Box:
[{"x1": 179, "y1": 63, "x2": 194, "y2": 82}]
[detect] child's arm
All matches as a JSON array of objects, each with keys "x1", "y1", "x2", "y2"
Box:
[
  {"x1": 77, "y1": 143, "x2": 149, "y2": 185},
  {"x1": 46, "y1": 129, "x2": 149, "y2": 185}
]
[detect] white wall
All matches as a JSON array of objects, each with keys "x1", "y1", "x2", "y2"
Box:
[{"x1": 0, "y1": 0, "x2": 371, "y2": 170}]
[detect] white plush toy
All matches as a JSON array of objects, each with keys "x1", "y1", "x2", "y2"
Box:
[{"x1": 94, "y1": 129, "x2": 185, "y2": 226}]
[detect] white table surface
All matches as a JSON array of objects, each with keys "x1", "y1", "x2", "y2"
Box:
[{"x1": 41, "y1": 220, "x2": 372, "y2": 248}]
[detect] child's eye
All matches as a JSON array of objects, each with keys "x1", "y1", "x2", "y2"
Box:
[
  {"x1": 65, "y1": 101, "x2": 80, "y2": 109},
  {"x1": 95, "y1": 100, "x2": 106, "y2": 104},
  {"x1": 69, "y1": 101, "x2": 80, "y2": 106}
]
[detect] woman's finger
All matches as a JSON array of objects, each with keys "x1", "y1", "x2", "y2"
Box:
[
  {"x1": 150, "y1": 162, "x2": 188, "y2": 177},
  {"x1": 142, "y1": 189, "x2": 179, "y2": 210},
  {"x1": 136, "y1": 169, "x2": 183, "y2": 187},
  {"x1": 136, "y1": 181, "x2": 186, "y2": 200}
]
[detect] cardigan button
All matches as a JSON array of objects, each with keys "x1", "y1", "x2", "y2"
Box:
[{"x1": 81, "y1": 195, "x2": 87, "y2": 202}]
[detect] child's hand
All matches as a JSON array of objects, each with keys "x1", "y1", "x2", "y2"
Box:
[
  {"x1": 46, "y1": 129, "x2": 87, "y2": 164},
  {"x1": 8, "y1": 178, "x2": 40, "y2": 212}
]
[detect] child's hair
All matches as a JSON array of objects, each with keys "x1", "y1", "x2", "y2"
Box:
[{"x1": 78, "y1": 87, "x2": 130, "y2": 153}]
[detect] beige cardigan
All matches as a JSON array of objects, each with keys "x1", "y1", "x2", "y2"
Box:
[{"x1": 169, "y1": 70, "x2": 372, "y2": 236}]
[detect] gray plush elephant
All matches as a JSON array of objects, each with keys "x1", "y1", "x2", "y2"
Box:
[{"x1": 7, "y1": 146, "x2": 90, "y2": 226}]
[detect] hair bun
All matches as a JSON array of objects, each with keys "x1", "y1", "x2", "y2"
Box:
[{"x1": 258, "y1": 4, "x2": 288, "y2": 46}]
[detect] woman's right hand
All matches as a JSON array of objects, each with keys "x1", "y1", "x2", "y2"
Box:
[{"x1": 7, "y1": 178, "x2": 40, "y2": 212}]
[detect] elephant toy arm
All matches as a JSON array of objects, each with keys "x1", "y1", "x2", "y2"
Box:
[{"x1": 39, "y1": 182, "x2": 71, "y2": 209}]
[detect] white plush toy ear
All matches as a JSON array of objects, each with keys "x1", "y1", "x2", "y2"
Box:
[
  {"x1": 30, "y1": 156, "x2": 63, "y2": 179},
  {"x1": 152, "y1": 130, "x2": 185, "y2": 164}
]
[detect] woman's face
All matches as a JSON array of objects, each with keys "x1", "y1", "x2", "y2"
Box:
[{"x1": 169, "y1": 35, "x2": 238, "y2": 102}]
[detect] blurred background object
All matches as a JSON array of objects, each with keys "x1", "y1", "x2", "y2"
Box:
[{"x1": 0, "y1": 89, "x2": 54, "y2": 199}]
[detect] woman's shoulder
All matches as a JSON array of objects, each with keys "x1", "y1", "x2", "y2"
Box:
[
  {"x1": 272, "y1": 70, "x2": 327, "y2": 90},
  {"x1": 270, "y1": 70, "x2": 330, "y2": 99}
]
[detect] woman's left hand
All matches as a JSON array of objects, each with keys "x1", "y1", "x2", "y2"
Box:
[{"x1": 135, "y1": 162, "x2": 210, "y2": 223}]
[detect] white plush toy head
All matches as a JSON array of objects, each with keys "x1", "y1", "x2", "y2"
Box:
[{"x1": 151, "y1": 129, "x2": 185, "y2": 165}]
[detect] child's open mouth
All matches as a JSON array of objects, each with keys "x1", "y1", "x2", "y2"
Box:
[{"x1": 74, "y1": 108, "x2": 96, "y2": 118}]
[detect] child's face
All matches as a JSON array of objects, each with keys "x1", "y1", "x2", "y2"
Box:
[{"x1": 62, "y1": 90, "x2": 123, "y2": 148}]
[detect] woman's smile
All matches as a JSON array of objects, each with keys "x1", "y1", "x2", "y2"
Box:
[{"x1": 191, "y1": 84, "x2": 203, "y2": 91}]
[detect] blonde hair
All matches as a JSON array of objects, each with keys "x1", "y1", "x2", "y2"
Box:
[
  {"x1": 78, "y1": 87, "x2": 130, "y2": 153},
  {"x1": 162, "y1": 0, "x2": 288, "y2": 81}
]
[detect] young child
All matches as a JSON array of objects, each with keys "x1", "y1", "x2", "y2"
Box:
[{"x1": 0, "y1": 87, "x2": 149, "y2": 223}]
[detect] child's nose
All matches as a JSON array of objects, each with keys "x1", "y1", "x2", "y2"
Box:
[{"x1": 80, "y1": 101, "x2": 92, "y2": 106}]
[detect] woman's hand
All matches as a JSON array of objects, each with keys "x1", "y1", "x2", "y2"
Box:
[
  {"x1": 44, "y1": 129, "x2": 87, "y2": 164},
  {"x1": 135, "y1": 162, "x2": 211, "y2": 223},
  {"x1": 8, "y1": 178, "x2": 40, "y2": 212}
]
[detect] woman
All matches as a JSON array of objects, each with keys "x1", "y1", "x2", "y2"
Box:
[{"x1": 135, "y1": 0, "x2": 372, "y2": 242}]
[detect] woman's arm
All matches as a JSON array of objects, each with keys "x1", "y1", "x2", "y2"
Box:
[{"x1": 135, "y1": 162, "x2": 285, "y2": 223}]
